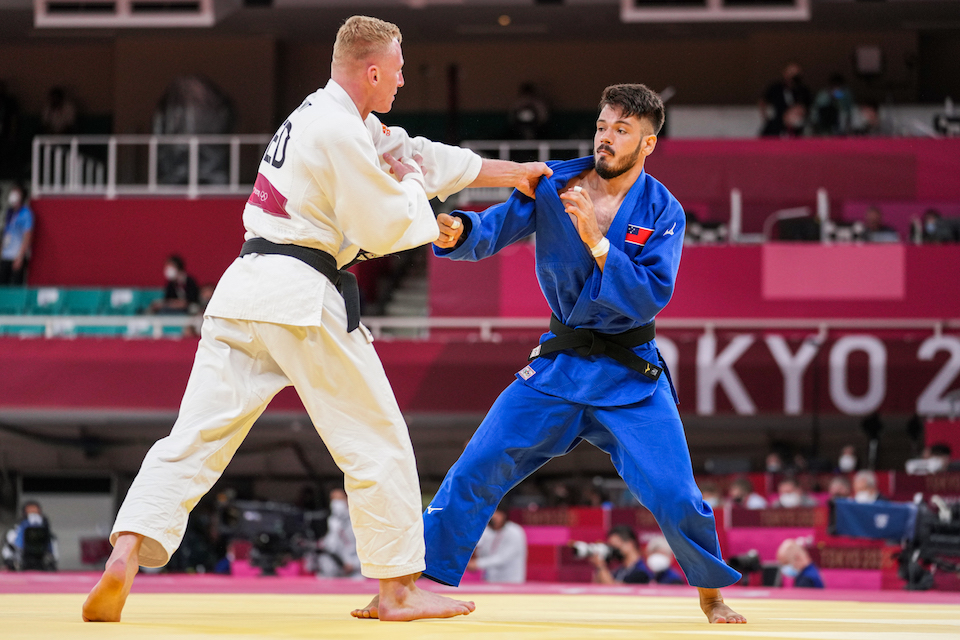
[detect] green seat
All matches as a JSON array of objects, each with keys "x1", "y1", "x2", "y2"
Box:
[
  {"x1": 75, "y1": 325, "x2": 127, "y2": 337},
  {"x1": 30, "y1": 288, "x2": 63, "y2": 315},
  {"x1": 0, "y1": 288, "x2": 29, "y2": 315},
  {"x1": 0, "y1": 323, "x2": 45, "y2": 337},
  {"x1": 136, "y1": 289, "x2": 165, "y2": 314},
  {"x1": 107, "y1": 289, "x2": 138, "y2": 315},
  {"x1": 61, "y1": 289, "x2": 108, "y2": 316}
]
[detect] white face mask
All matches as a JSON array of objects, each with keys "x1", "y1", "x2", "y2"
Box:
[
  {"x1": 854, "y1": 491, "x2": 876, "y2": 504},
  {"x1": 25, "y1": 513, "x2": 43, "y2": 526},
  {"x1": 646, "y1": 552, "x2": 672, "y2": 574},
  {"x1": 838, "y1": 454, "x2": 857, "y2": 473},
  {"x1": 8, "y1": 192, "x2": 21, "y2": 208},
  {"x1": 330, "y1": 499, "x2": 349, "y2": 518},
  {"x1": 164, "y1": 265, "x2": 178, "y2": 281},
  {"x1": 779, "y1": 492, "x2": 802, "y2": 508}
]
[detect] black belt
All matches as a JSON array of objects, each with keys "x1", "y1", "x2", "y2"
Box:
[
  {"x1": 529, "y1": 314, "x2": 661, "y2": 381},
  {"x1": 240, "y1": 238, "x2": 361, "y2": 333}
]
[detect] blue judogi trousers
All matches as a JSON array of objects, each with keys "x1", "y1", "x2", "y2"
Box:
[{"x1": 423, "y1": 378, "x2": 742, "y2": 589}]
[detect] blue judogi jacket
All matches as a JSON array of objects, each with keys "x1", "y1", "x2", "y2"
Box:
[{"x1": 436, "y1": 156, "x2": 685, "y2": 407}]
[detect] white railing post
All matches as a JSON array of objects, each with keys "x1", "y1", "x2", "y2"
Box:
[
  {"x1": 229, "y1": 136, "x2": 240, "y2": 192},
  {"x1": 53, "y1": 146, "x2": 63, "y2": 191},
  {"x1": 498, "y1": 142, "x2": 510, "y2": 161},
  {"x1": 106, "y1": 137, "x2": 118, "y2": 199},
  {"x1": 148, "y1": 136, "x2": 158, "y2": 193},
  {"x1": 69, "y1": 138, "x2": 79, "y2": 191},
  {"x1": 538, "y1": 142, "x2": 550, "y2": 163},
  {"x1": 817, "y1": 188, "x2": 830, "y2": 242},
  {"x1": 188, "y1": 137, "x2": 199, "y2": 199},
  {"x1": 31, "y1": 137, "x2": 41, "y2": 198},
  {"x1": 729, "y1": 188, "x2": 742, "y2": 243}
]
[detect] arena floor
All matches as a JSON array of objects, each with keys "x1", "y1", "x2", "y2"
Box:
[{"x1": 2, "y1": 574, "x2": 959, "y2": 640}]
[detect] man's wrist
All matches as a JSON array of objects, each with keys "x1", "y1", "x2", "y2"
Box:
[{"x1": 589, "y1": 237, "x2": 610, "y2": 258}]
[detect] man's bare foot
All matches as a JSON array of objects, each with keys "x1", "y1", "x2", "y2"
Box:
[
  {"x1": 351, "y1": 594, "x2": 379, "y2": 619},
  {"x1": 81, "y1": 533, "x2": 143, "y2": 622},
  {"x1": 698, "y1": 587, "x2": 746, "y2": 624},
  {"x1": 351, "y1": 574, "x2": 475, "y2": 621}
]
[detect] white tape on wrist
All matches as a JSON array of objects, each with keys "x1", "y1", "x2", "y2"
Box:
[{"x1": 590, "y1": 237, "x2": 610, "y2": 258}]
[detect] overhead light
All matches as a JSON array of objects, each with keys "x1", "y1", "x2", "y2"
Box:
[{"x1": 498, "y1": 14, "x2": 511, "y2": 27}]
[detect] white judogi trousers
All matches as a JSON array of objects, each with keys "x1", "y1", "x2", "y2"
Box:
[{"x1": 112, "y1": 285, "x2": 425, "y2": 579}]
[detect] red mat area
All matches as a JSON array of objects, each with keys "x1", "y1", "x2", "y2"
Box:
[{"x1": 4, "y1": 572, "x2": 960, "y2": 605}]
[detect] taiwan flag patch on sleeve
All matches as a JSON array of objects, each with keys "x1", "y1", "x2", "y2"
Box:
[{"x1": 625, "y1": 224, "x2": 654, "y2": 246}]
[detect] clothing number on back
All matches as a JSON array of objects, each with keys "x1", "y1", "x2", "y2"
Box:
[{"x1": 263, "y1": 120, "x2": 293, "y2": 169}]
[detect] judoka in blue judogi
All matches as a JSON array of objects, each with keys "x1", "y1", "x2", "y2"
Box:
[{"x1": 425, "y1": 84, "x2": 745, "y2": 623}]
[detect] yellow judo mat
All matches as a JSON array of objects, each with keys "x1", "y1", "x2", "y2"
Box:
[{"x1": 3, "y1": 593, "x2": 959, "y2": 640}]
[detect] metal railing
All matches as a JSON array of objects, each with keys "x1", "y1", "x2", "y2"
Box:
[{"x1": 32, "y1": 134, "x2": 272, "y2": 199}]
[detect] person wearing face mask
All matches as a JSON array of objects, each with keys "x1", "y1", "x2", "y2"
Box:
[
  {"x1": 851, "y1": 470, "x2": 885, "y2": 504},
  {"x1": 316, "y1": 488, "x2": 362, "y2": 578},
  {"x1": 772, "y1": 477, "x2": 817, "y2": 509},
  {"x1": 775, "y1": 539, "x2": 824, "y2": 588},
  {"x1": 0, "y1": 183, "x2": 33, "y2": 285},
  {"x1": 148, "y1": 254, "x2": 200, "y2": 314},
  {"x1": 727, "y1": 477, "x2": 768, "y2": 510},
  {"x1": 1, "y1": 501, "x2": 59, "y2": 571},
  {"x1": 644, "y1": 535, "x2": 684, "y2": 585},
  {"x1": 837, "y1": 445, "x2": 858, "y2": 474}
]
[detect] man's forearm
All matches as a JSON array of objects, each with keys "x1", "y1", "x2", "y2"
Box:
[{"x1": 468, "y1": 158, "x2": 524, "y2": 190}]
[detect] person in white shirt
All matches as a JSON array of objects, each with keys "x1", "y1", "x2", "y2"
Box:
[
  {"x1": 468, "y1": 508, "x2": 527, "y2": 584},
  {"x1": 82, "y1": 15, "x2": 550, "y2": 624}
]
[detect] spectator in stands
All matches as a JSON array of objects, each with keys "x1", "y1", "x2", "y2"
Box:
[
  {"x1": 727, "y1": 476, "x2": 768, "y2": 510},
  {"x1": 765, "y1": 452, "x2": 784, "y2": 474},
  {"x1": 852, "y1": 100, "x2": 884, "y2": 136},
  {"x1": 776, "y1": 539, "x2": 824, "y2": 588},
  {"x1": 915, "y1": 208, "x2": 957, "y2": 244},
  {"x1": 852, "y1": 470, "x2": 885, "y2": 504},
  {"x1": 827, "y1": 475, "x2": 852, "y2": 501},
  {"x1": 1, "y1": 501, "x2": 58, "y2": 571},
  {"x1": 510, "y1": 83, "x2": 551, "y2": 140},
  {"x1": 772, "y1": 477, "x2": 816, "y2": 509},
  {"x1": 699, "y1": 480, "x2": 723, "y2": 509},
  {"x1": 906, "y1": 442, "x2": 959, "y2": 475},
  {"x1": 0, "y1": 80, "x2": 20, "y2": 180},
  {"x1": 468, "y1": 507, "x2": 527, "y2": 584},
  {"x1": 591, "y1": 525, "x2": 650, "y2": 585},
  {"x1": 0, "y1": 182, "x2": 33, "y2": 285},
  {"x1": 837, "y1": 444, "x2": 858, "y2": 473},
  {"x1": 811, "y1": 74, "x2": 855, "y2": 136},
  {"x1": 149, "y1": 254, "x2": 200, "y2": 314},
  {"x1": 861, "y1": 206, "x2": 900, "y2": 242},
  {"x1": 316, "y1": 488, "x2": 362, "y2": 578},
  {"x1": 40, "y1": 87, "x2": 77, "y2": 135},
  {"x1": 760, "y1": 63, "x2": 812, "y2": 137},
  {"x1": 644, "y1": 535, "x2": 685, "y2": 585}
]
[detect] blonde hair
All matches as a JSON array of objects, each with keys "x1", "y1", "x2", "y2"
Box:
[{"x1": 332, "y1": 16, "x2": 401, "y2": 67}]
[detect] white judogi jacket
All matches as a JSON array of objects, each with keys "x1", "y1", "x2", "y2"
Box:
[{"x1": 206, "y1": 79, "x2": 482, "y2": 327}]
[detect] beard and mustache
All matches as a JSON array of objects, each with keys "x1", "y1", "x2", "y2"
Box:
[{"x1": 594, "y1": 141, "x2": 643, "y2": 180}]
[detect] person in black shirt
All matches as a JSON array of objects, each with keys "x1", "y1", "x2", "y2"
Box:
[
  {"x1": 591, "y1": 525, "x2": 651, "y2": 585},
  {"x1": 760, "y1": 64, "x2": 812, "y2": 137},
  {"x1": 150, "y1": 254, "x2": 200, "y2": 314}
]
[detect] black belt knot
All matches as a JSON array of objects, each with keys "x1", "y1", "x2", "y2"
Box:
[
  {"x1": 530, "y1": 314, "x2": 661, "y2": 381},
  {"x1": 239, "y1": 238, "x2": 361, "y2": 333}
]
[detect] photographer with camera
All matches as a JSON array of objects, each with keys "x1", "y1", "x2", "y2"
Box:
[
  {"x1": 582, "y1": 526, "x2": 682, "y2": 585},
  {"x1": 1, "y1": 501, "x2": 58, "y2": 571}
]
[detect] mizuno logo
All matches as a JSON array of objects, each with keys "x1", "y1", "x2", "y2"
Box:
[
  {"x1": 426, "y1": 506, "x2": 443, "y2": 514},
  {"x1": 663, "y1": 222, "x2": 676, "y2": 236}
]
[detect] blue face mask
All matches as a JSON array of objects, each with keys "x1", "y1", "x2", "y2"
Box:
[{"x1": 781, "y1": 565, "x2": 799, "y2": 578}]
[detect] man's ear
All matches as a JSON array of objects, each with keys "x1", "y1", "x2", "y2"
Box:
[
  {"x1": 641, "y1": 134, "x2": 658, "y2": 157},
  {"x1": 366, "y1": 64, "x2": 380, "y2": 86}
]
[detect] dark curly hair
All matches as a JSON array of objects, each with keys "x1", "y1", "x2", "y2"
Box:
[{"x1": 599, "y1": 84, "x2": 665, "y2": 135}]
